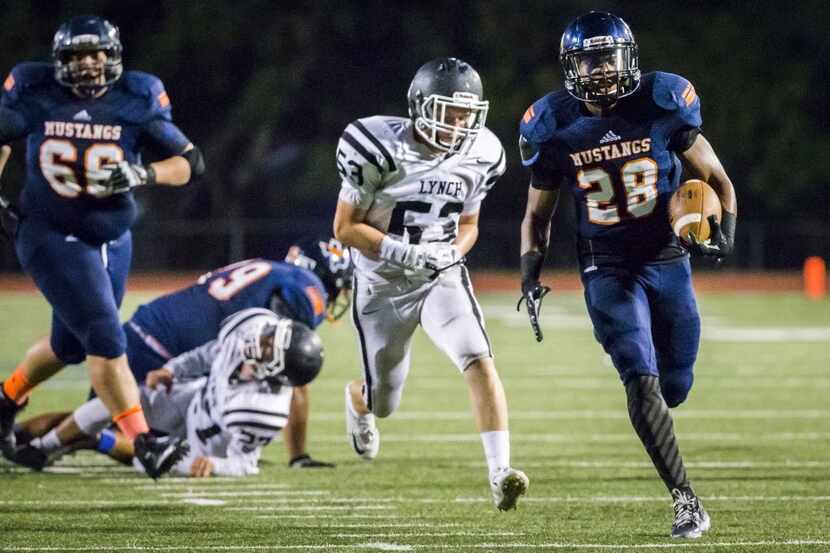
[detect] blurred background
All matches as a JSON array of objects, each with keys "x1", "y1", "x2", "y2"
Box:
[{"x1": 0, "y1": 0, "x2": 828, "y2": 273}]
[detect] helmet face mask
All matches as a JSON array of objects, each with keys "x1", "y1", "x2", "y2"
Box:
[
  {"x1": 411, "y1": 91, "x2": 488, "y2": 153},
  {"x1": 53, "y1": 16, "x2": 123, "y2": 97},
  {"x1": 240, "y1": 318, "x2": 293, "y2": 382},
  {"x1": 560, "y1": 12, "x2": 640, "y2": 105},
  {"x1": 407, "y1": 58, "x2": 489, "y2": 154},
  {"x1": 285, "y1": 237, "x2": 353, "y2": 321}
]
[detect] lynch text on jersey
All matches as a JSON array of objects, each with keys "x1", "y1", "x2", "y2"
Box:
[
  {"x1": 44, "y1": 121, "x2": 123, "y2": 141},
  {"x1": 418, "y1": 178, "x2": 464, "y2": 199},
  {"x1": 569, "y1": 138, "x2": 651, "y2": 167}
]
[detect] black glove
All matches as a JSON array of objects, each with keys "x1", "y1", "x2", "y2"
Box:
[
  {"x1": 289, "y1": 453, "x2": 336, "y2": 469},
  {"x1": 93, "y1": 161, "x2": 156, "y2": 197},
  {"x1": 687, "y1": 211, "x2": 736, "y2": 260},
  {"x1": 517, "y1": 251, "x2": 551, "y2": 342}
]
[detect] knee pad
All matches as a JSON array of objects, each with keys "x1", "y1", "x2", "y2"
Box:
[
  {"x1": 660, "y1": 371, "x2": 694, "y2": 408},
  {"x1": 73, "y1": 398, "x2": 112, "y2": 436},
  {"x1": 84, "y1": 314, "x2": 127, "y2": 359},
  {"x1": 50, "y1": 333, "x2": 86, "y2": 365},
  {"x1": 609, "y1": 334, "x2": 655, "y2": 382},
  {"x1": 369, "y1": 383, "x2": 402, "y2": 418}
]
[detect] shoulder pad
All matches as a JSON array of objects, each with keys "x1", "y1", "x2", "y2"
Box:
[
  {"x1": 218, "y1": 308, "x2": 276, "y2": 343},
  {"x1": 651, "y1": 71, "x2": 700, "y2": 113},
  {"x1": 469, "y1": 127, "x2": 504, "y2": 164},
  {"x1": 276, "y1": 264, "x2": 328, "y2": 329},
  {"x1": 519, "y1": 91, "x2": 570, "y2": 144},
  {"x1": 122, "y1": 70, "x2": 172, "y2": 118},
  {"x1": 3, "y1": 63, "x2": 54, "y2": 103},
  {"x1": 340, "y1": 116, "x2": 399, "y2": 175}
]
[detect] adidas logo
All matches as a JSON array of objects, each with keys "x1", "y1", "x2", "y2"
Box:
[
  {"x1": 73, "y1": 110, "x2": 91, "y2": 121},
  {"x1": 599, "y1": 130, "x2": 621, "y2": 144}
]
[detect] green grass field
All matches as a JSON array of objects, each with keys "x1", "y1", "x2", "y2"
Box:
[{"x1": 1, "y1": 288, "x2": 829, "y2": 552}]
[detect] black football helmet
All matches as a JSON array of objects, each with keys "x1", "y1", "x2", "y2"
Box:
[
  {"x1": 239, "y1": 314, "x2": 323, "y2": 387},
  {"x1": 407, "y1": 57, "x2": 489, "y2": 153},
  {"x1": 53, "y1": 15, "x2": 123, "y2": 97},
  {"x1": 560, "y1": 12, "x2": 640, "y2": 105},
  {"x1": 285, "y1": 237, "x2": 353, "y2": 321}
]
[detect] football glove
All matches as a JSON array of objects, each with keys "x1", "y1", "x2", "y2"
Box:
[
  {"x1": 88, "y1": 161, "x2": 156, "y2": 198},
  {"x1": 422, "y1": 242, "x2": 463, "y2": 273},
  {"x1": 378, "y1": 236, "x2": 427, "y2": 270},
  {"x1": 288, "y1": 453, "x2": 336, "y2": 469},
  {"x1": 517, "y1": 251, "x2": 550, "y2": 342},
  {"x1": 687, "y1": 211, "x2": 736, "y2": 261}
]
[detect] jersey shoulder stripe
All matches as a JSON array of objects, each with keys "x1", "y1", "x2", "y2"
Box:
[
  {"x1": 351, "y1": 119, "x2": 397, "y2": 172},
  {"x1": 217, "y1": 308, "x2": 274, "y2": 342},
  {"x1": 226, "y1": 420, "x2": 284, "y2": 432},
  {"x1": 341, "y1": 129, "x2": 385, "y2": 174},
  {"x1": 223, "y1": 407, "x2": 290, "y2": 419}
]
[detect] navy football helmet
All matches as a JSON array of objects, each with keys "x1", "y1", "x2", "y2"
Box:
[
  {"x1": 407, "y1": 57, "x2": 489, "y2": 153},
  {"x1": 53, "y1": 15, "x2": 123, "y2": 97},
  {"x1": 285, "y1": 237, "x2": 353, "y2": 321},
  {"x1": 560, "y1": 12, "x2": 640, "y2": 105}
]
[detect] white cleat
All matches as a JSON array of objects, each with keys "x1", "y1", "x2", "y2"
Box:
[
  {"x1": 490, "y1": 467, "x2": 529, "y2": 511},
  {"x1": 344, "y1": 384, "x2": 379, "y2": 460},
  {"x1": 671, "y1": 488, "x2": 712, "y2": 539}
]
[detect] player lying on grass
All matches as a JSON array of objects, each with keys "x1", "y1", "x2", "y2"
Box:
[
  {"x1": 15, "y1": 308, "x2": 324, "y2": 477},
  {"x1": 5, "y1": 238, "x2": 351, "y2": 469}
]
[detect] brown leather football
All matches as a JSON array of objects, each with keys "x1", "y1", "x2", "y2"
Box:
[{"x1": 669, "y1": 179, "x2": 722, "y2": 245}]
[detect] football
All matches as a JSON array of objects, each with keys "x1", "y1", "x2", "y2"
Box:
[{"x1": 669, "y1": 179, "x2": 722, "y2": 245}]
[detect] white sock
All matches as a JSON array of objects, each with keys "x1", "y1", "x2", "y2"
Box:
[
  {"x1": 32, "y1": 429, "x2": 62, "y2": 453},
  {"x1": 480, "y1": 430, "x2": 510, "y2": 477}
]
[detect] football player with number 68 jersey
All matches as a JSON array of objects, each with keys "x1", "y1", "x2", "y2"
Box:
[
  {"x1": 333, "y1": 57, "x2": 528, "y2": 511},
  {"x1": 0, "y1": 15, "x2": 205, "y2": 478}
]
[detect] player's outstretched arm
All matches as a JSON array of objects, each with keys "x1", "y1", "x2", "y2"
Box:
[
  {"x1": 679, "y1": 134, "x2": 737, "y2": 258},
  {"x1": 149, "y1": 143, "x2": 205, "y2": 187},
  {"x1": 518, "y1": 180, "x2": 559, "y2": 341},
  {"x1": 283, "y1": 385, "x2": 335, "y2": 468}
]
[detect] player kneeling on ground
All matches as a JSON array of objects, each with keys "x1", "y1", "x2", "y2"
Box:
[{"x1": 17, "y1": 309, "x2": 323, "y2": 477}]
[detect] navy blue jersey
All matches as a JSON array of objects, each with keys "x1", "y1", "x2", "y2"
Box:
[
  {"x1": 0, "y1": 62, "x2": 190, "y2": 243},
  {"x1": 520, "y1": 72, "x2": 701, "y2": 264},
  {"x1": 129, "y1": 260, "x2": 328, "y2": 358}
]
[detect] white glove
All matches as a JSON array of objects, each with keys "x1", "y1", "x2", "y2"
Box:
[
  {"x1": 378, "y1": 236, "x2": 427, "y2": 270},
  {"x1": 422, "y1": 242, "x2": 461, "y2": 271},
  {"x1": 88, "y1": 161, "x2": 154, "y2": 198}
]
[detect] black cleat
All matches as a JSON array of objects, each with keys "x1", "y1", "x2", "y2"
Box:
[
  {"x1": 133, "y1": 431, "x2": 189, "y2": 480},
  {"x1": 671, "y1": 488, "x2": 712, "y2": 539},
  {"x1": 0, "y1": 385, "x2": 26, "y2": 460},
  {"x1": 9, "y1": 444, "x2": 50, "y2": 471}
]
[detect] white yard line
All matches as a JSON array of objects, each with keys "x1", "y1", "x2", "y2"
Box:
[
  {"x1": 465, "y1": 460, "x2": 830, "y2": 469},
  {"x1": 308, "y1": 409, "x2": 830, "y2": 421},
  {"x1": 453, "y1": 495, "x2": 830, "y2": 504},
  {"x1": 5, "y1": 539, "x2": 830, "y2": 551},
  {"x1": 312, "y1": 432, "x2": 830, "y2": 443},
  {"x1": 160, "y1": 491, "x2": 327, "y2": 498}
]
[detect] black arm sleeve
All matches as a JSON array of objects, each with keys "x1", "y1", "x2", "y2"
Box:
[{"x1": 668, "y1": 126, "x2": 701, "y2": 153}]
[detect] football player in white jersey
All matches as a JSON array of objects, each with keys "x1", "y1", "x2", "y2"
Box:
[
  {"x1": 20, "y1": 309, "x2": 324, "y2": 477},
  {"x1": 333, "y1": 57, "x2": 528, "y2": 510}
]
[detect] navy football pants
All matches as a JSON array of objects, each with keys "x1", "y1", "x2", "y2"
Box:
[
  {"x1": 16, "y1": 217, "x2": 132, "y2": 363},
  {"x1": 582, "y1": 258, "x2": 700, "y2": 407}
]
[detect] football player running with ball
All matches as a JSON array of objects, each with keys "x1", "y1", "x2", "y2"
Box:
[
  {"x1": 333, "y1": 57, "x2": 528, "y2": 511},
  {"x1": 0, "y1": 16, "x2": 204, "y2": 478},
  {"x1": 518, "y1": 12, "x2": 737, "y2": 538}
]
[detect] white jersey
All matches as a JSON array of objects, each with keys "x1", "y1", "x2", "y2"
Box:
[
  {"x1": 171, "y1": 308, "x2": 293, "y2": 477},
  {"x1": 337, "y1": 116, "x2": 506, "y2": 280}
]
